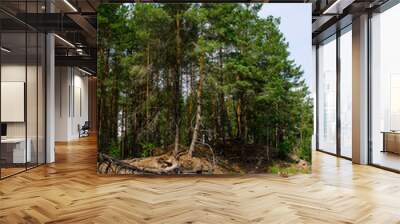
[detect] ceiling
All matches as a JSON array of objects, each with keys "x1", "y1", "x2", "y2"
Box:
[
  {"x1": 0, "y1": 0, "x2": 394, "y2": 74},
  {"x1": 311, "y1": 0, "x2": 390, "y2": 43}
]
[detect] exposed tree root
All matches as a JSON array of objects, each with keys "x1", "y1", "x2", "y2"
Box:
[
  {"x1": 98, "y1": 143, "x2": 310, "y2": 175},
  {"x1": 98, "y1": 144, "x2": 215, "y2": 175}
]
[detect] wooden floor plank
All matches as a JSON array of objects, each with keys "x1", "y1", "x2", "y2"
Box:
[{"x1": 0, "y1": 135, "x2": 400, "y2": 223}]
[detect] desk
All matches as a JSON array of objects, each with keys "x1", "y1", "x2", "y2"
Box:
[
  {"x1": 382, "y1": 131, "x2": 400, "y2": 154},
  {"x1": 1, "y1": 138, "x2": 31, "y2": 164}
]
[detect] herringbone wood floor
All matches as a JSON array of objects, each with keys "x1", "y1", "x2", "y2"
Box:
[{"x1": 1, "y1": 136, "x2": 400, "y2": 224}]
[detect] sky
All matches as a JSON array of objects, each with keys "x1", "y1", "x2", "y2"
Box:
[{"x1": 258, "y1": 4, "x2": 314, "y2": 93}]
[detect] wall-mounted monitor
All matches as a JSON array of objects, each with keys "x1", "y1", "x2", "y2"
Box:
[
  {"x1": 1, "y1": 82, "x2": 25, "y2": 122},
  {"x1": 1, "y1": 123, "x2": 7, "y2": 137}
]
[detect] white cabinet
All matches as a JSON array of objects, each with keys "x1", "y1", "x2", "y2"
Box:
[{"x1": 1, "y1": 138, "x2": 32, "y2": 163}]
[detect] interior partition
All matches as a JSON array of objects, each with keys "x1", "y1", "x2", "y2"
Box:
[
  {"x1": 1, "y1": 31, "x2": 27, "y2": 177},
  {"x1": 0, "y1": 2, "x2": 47, "y2": 179}
]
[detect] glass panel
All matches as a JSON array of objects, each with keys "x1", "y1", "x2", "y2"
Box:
[
  {"x1": 371, "y1": 4, "x2": 400, "y2": 171},
  {"x1": 0, "y1": 0, "x2": 46, "y2": 178},
  {"x1": 26, "y1": 0, "x2": 39, "y2": 168},
  {"x1": 1, "y1": 30, "x2": 27, "y2": 177},
  {"x1": 318, "y1": 36, "x2": 337, "y2": 154},
  {"x1": 27, "y1": 31, "x2": 38, "y2": 169},
  {"x1": 38, "y1": 32, "x2": 45, "y2": 165},
  {"x1": 340, "y1": 29, "x2": 352, "y2": 158}
]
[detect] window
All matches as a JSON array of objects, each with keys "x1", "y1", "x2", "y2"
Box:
[
  {"x1": 340, "y1": 28, "x2": 352, "y2": 158},
  {"x1": 318, "y1": 36, "x2": 337, "y2": 154},
  {"x1": 371, "y1": 3, "x2": 400, "y2": 171}
]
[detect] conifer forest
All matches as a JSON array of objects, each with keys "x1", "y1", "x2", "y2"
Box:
[{"x1": 97, "y1": 3, "x2": 313, "y2": 175}]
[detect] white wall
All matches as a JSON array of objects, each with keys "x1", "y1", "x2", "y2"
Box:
[
  {"x1": 55, "y1": 66, "x2": 70, "y2": 141},
  {"x1": 55, "y1": 66, "x2": 89, "y2": 141},
  {"x1": 1, "y1": 65, "x2": 41, "y2": 137},
  {"x1": 1, "y1": 65, "x2": 27, "y2": 139},
  {"x1": 1, "y1": 63, "x2": 46, "y2": 164},
  {"x1": 71, "y1": 72, "x2": 89, "y2": 138}
]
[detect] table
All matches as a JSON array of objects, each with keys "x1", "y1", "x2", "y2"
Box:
[
  {"x1": 382, "y1": 131, "x2": 400, "y2": 154},
  {"x1": 1, "y1": 138, "x2": 31, "y2": 164}
]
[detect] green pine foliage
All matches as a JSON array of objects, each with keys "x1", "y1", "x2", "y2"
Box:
[{"x1": 97, "y1": 3, "x2": 313, "y2": 163}]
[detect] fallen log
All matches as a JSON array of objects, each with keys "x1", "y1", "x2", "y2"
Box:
[
  {"x1": 98, "y1": 153, "x2": 179, "y2": 175},
  {"x1": 98, "y1": 146, "x2": 216, "y2": 175}
]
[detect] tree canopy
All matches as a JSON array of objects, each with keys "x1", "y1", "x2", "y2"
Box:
[{"x1": 97, "y1": 3, "x2": 313, "y2": 165}]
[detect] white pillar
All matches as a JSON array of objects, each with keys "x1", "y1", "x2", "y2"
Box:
[
  {"x1": 352, "y1": 14, "x2": 369, "y2": 164},
  {"x1": 46, "y1": 32, "x2": 55, "y2": 163}
]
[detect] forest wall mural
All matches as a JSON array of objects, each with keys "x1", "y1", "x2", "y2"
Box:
[{"x1": 97, "y1": 3, "x2": 313, "y2": 175}]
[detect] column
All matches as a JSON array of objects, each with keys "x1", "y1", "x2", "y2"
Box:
[
  {"x1": 352, "y1": 14, "x2": 369, "y2": 164},
  {"x1": 46, "y1": 0, "x2": 55, "y2": 163}
]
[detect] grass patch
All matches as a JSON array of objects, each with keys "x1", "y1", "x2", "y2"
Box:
[{"x1": 267, "y1": 162, "x2": 310, "y2": 175}]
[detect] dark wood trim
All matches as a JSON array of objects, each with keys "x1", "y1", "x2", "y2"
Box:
[
  {"x1": 316, "y1": 149, "x2": 352, "y2": 161},
  {"x1": 336, "y1": 29, "x2": 341, "y2": 157},
  {"x1": 316, "y1": 45, "x2": 319, "y2": 151},
  {"x1": 316, "y1": 149, "x2": 337, "y2": 157},
  {"x1": 369, "y1": 164, "x2": 400, "y2": 174}
]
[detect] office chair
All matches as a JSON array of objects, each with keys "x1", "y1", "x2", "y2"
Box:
[{"x1": 79, "y1": 121, "x2": 90, "y2": 138}]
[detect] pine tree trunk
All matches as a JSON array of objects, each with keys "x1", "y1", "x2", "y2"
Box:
[
  {"x1": 97, "y1": 47, "x2": 105, "y2": 152},
  {"x1": 146, "y1": 43, "x2": 150, "y2": 142},
  {"x1": 173, "y1": 11, "x2": 182, "y2": 157},
  {"x1": 217, "y1": 48, "x2": 226, "y2": 144},
  {"x1": 243, "y1": 104, "x2": 247, "y2": 143},
  {"x1": 236, "y1": 98, "x2": 242, "y2": 140},
  {"x1": 187, "y1": 63, "x2": 195, "y2": 141},
  {"x1": 111, "y1": 62, "x2": 119, "y2": 141},
  {"x1": 189, "y1": 53, "x2": 205, "y2": 158},
  {"x1": 99, "y1": 48, "x2": 110, "y2": 152}
]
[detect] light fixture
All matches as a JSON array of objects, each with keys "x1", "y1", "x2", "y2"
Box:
[
  {"x1": 1, "y1": 47, "x2": 11, "y2": 53},
  {"x1": 76, "y1": 48, "x2": 87, "y2": 56},
  {"x1": 54, "y1": 34, "x2": 75, "y2": 48},
  {"x1": 78, "y1": 67, "x2": 93, "y2": 76},
  {"x1": 63, "y1": 0, "x2": 78, "y2": 12}
]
